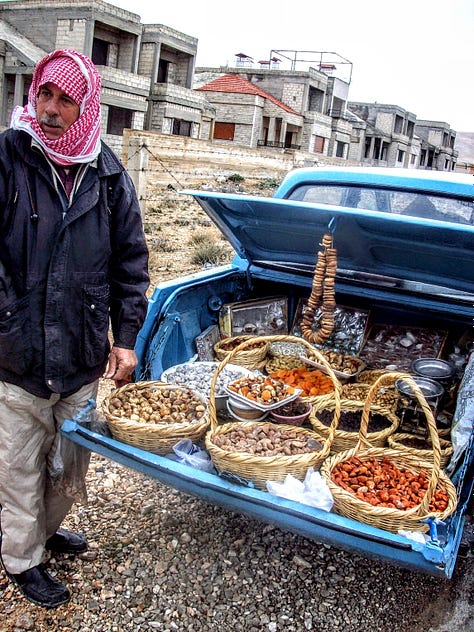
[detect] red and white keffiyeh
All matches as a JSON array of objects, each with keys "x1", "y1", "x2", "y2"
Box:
[{"x1": 11, "y1": 49, "x2": 102, "y2": 166}]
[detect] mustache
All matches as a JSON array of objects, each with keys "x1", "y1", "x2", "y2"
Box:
[{"x1": 39, "y1": 115, "x2": 64, "y2": 129}]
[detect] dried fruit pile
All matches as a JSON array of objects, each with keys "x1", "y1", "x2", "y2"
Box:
[
  {"x1": 331, "y1": 456, "x2": 449, "y2": 511},
  {"x1": 106, "y1": 386, "x2": 207, "y2": 424},
  {"x1": 218, "y1": 336, "x2": 266, "y2": 352},
  {"x1": 212, "y1": 422, "x2": 322, "y2": 456},
  {"x1": 300, "y1": 233, "x2": 337, "y2": 345},
  {"x1": 318, "y1": 349, "x2": 362, "y2": 374},
  {"x1": 316, "y1": 408, "x2": 393, "y2": 433},
  {"x1": 341, "y1": 383, "x2": 399, "y2": 409},
  {"x1": 268, "y1": 366, "x2": 334, "y2": 397},
  {"x1": 227, "y1": 374, "x2": 295, "y2": 405}
]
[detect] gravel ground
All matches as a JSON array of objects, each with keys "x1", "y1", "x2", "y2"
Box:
[
  {"x1": 1, "y1": 181, "x2": 473, "y2": 631},
  {"x1": 1, "y1": 444, "x2": 473, "y2": 631}
]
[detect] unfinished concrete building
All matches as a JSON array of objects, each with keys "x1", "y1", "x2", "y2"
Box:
[
  {"x1": 195, "y1": 50, "x2": 354, "y2": 160},
  {"x1": 348, "y1": 101, "x2": 458, "y2": 170},
  {"x1": 0, "y1": 0, "x2": 212, "y2": 151},
  {"x1": 414, "y1": 120, "x2": 458, "y2": 171}
]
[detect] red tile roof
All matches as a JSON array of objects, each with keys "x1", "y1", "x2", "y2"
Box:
[{"x1": 197, "y1": 74, "x2": 300, "y2": 116}]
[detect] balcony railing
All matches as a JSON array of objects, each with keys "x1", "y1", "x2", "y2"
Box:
[{"x1": 257, "y1": 140, "x2": 301, "y2": 150}]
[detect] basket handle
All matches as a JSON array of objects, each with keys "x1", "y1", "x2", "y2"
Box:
[
  {"x1": 359, "y1": 371, "x2": 441, "y2": 515},
  {"x1": 208, "y1": 334, "x2": 342, "y2": 450}
]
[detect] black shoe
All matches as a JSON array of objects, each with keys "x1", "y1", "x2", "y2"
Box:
[
  {"x1": 9, "y1": 564, "x2": 70, "y2": 608},
  {"x1": 45, "y1": 529, "x2": 88, "y2": 554}
]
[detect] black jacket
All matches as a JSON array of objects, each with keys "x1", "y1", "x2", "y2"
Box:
[{"x1": 0, "y1": 129, "x2": 149, "y2": 397}]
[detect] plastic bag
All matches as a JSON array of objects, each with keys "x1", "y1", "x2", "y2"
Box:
[
  {"x1": 266, "y1": 467, "x2": 334, "y2": 511},
  {"x1": 446, "y1": 351, "x2": 474, "y2": 475},
  {"x1": 47, "y1": 409, "x2": 94, "y2": 505},
  {"x1": 171, "y1": 439, "x2": 216, "y2": 473}
]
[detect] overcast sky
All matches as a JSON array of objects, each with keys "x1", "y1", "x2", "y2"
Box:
[{"x1": 112, "y1": 0, "x2": 473, "y2": 132}]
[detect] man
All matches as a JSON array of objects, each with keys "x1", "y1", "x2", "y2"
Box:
[{"x1": 0, "y1": 49, "x2": 149, "y2": 608}]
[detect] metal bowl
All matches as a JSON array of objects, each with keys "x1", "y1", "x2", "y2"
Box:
[
  {"x1": 395, "y1": 376, "x2": 444, "y2": 401},
  {"x1": 411, "y1": 358, "x2": 454, "y2": 381}
]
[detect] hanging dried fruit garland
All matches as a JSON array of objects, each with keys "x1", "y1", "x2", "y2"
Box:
[{"x1": 300, "y1": 233, "x2": 337, "y2": 345}]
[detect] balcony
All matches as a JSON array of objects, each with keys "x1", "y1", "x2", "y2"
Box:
[
  {"x1": 257, "y1": 140, "x2": 301, "y2": 150},
  {"x1": 151, "y1": 83, "x2": 210, "y2": 109},
  {"x1": 97, "y1": 66, "x2": 150, "y2": 95}
]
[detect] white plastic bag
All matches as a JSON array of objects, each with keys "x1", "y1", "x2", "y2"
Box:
[
  {"x1": 266, "y1": 467, "x2": 334, "y2": 511},
  {"x1": 171, "y1": 439, "x2": 215, "y2": 473}
]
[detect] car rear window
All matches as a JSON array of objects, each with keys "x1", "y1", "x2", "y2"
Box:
[{"x1": 287, "y1": 184, "x2": 474, "y2": 225}]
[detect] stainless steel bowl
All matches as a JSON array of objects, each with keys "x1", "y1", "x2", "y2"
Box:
[
  {"x1": 395, "y1": 376, "x2": 444, "y2": 401},
  {"x1": 411, "y1": 358, "x2": 454, "y2": 381}
]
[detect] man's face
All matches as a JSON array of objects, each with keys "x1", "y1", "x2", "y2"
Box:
[{"x1": 36, "y1": 82, "x2": 80, "y2": 140}]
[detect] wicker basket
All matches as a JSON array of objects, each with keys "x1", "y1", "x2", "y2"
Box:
[
  {"x1": 205, "y1": 334, "x2": 343, "y2": 489},
  {"x1": 214, "y1": 335, "x2": 269, "y2": 370},
  {"x1": 102, "y1": 381, "x2": 210, "y2": 455},
  {"x1": 388, "y1": 433, "x2": 453, "y2": 469},
  {"x1": 310, "y1": 398, "x2": 399, "y2": 453},
  {"x1": 320, "y1": 372, "x2": 458, "y2": 533}
]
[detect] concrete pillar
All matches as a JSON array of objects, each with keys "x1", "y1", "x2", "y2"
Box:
[
  {"x1": 13, "y1": 74, "x2": 24, "y2": 108},
  {"x1": 186, "y1": 55, "x2": 195, "y2": 89},
  {"x1": 132, "y1": 33, "x2": 141, "y2": 74},
  {"x1": 125, "y1": 134, "x2": 148, "y2": 216},
  {"x1": 268, "y1": 117, "x2": 276, "y2": 143},
  {"x1": 83, "y1": 19, "x2": 95, "y2": 57},
  {"x1": 279, "y1": 120, "x2": 288, "y2": 145}
]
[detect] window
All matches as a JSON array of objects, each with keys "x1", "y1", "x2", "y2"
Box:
[
  {"x1": 287, "y1": 185, "x2": 474, "y2": 225},
  {"x1": 157, "y1": 59, "x2": 169, "y2": 83},
  {"x1": 106, "y1": 106, "x2": 132, "y2": 135},
  {"x1": 214, "y1": 122, "x2": 235, "y2": 141},
  {"x1": 397, "y1": 150, "x2": 405, "y2": 163},
  {"x1": 394, "y1": 115, "x2": 403, "y2": 134},
  {"x1": 172, "y1": 119, "x2": 191, "y2": 137},
  {"x1": 314, "y1": 136, "x2": 325, "y2": 153},
  {"x1": 92, "y1": 38, "x2": 109, "y2": 66},
  {"x1": 335, "y1": 141, "x2": 345, "y2": 158}
]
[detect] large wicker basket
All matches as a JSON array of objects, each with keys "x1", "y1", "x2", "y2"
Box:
[
  {"x1": 310, "y1": 397, "x2": 400, "y2": 454},
  {"x1": 102, "y1": 381, "x2": 210, "y2": 455},
  {"x1": 214, "y1": 335, "x2": 270, "y2": 370},
  {"x1": 320, "y1": 372, "x2": 458, "y2": 533},
  {"x1": 388, "y1": 433, "x2": 453, "y2": 469},
  {"x1": 205, "y1": 334, "x2": 343, "y2": 489}
]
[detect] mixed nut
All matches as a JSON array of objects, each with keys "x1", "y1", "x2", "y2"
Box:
[
  {"x1": 106, "y1": 386, "x2": 207, "y2": 425},
  {"x1": 212, "y1": 422, "x2": 323, "y2": 456},
  {"x1": 226, "y1": 374, "x2": 296, "y2": 406}
]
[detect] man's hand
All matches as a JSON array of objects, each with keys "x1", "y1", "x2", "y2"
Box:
[{"x1": 104, "y1": 346, "x2": 138, "y2": 387}]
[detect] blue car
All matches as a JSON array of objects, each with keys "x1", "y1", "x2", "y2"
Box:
[{"x1": 63, "y1": 166, "x2": 474, "y2": 578}]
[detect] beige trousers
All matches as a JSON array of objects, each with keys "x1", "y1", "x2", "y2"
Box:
[{"x1": 0, "y1": 380, "x2": 98, "y2": 574}]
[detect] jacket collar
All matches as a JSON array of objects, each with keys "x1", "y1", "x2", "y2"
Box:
[{"x1": 13, "y1": 130, "x2": 124, "y2": 179}]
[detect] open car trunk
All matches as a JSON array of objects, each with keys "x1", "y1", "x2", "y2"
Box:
[{"x1": 62, "y1": 168, "x2": 474, "y2": 578}]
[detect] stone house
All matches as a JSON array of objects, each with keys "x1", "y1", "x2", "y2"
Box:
[
  {"x1": 195, "y1": 73, "x2": 304, "y2": 150},
  {"x1": 0, "y1": 0, "x2": 211, "y2": 153},
  {"x1": 348, "y1": 101, "x2": 458, "y2": 171},
  {"x1": 194, "y1": 57, "x2": 354, "y2": 161},
  {"x1": 414, "y1": 120, "x2": 458, "y2": 171}
]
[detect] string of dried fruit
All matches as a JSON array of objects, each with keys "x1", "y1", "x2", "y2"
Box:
[{"x1": 300, "y1": 233, "x2": 337, "y2": 345}]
